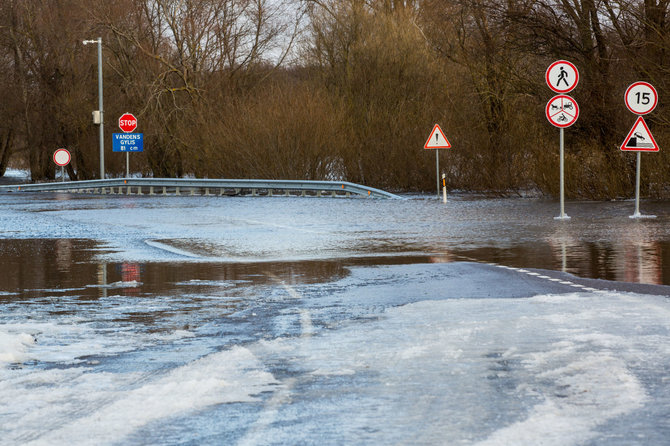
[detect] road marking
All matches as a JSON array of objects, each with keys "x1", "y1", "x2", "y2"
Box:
[
  {"x1": 450, "y1": 254, "x2": 603, "y2": 294},
  {"x1": 237, "y1": 378, "x2": 297, "y2": 446},
  {"x1": 265, "y1": 272, "x2": 303, "y2": 300}
]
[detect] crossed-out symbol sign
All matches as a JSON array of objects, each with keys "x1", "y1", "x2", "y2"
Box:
[{"x1": 546, "y1": 95, "x2": 579, "y2": 128}]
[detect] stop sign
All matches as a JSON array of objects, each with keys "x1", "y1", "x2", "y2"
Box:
[{"x1": 118, "y1": 113, "x2": 137, "y2": 133}]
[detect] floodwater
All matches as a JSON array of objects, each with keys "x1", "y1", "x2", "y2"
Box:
[
  {"x1": 1, "y1": 191, "x2": 670, "y2": 445},
  {"x1": 3, "y1": 192, "x2": 670, "y2": 285}
]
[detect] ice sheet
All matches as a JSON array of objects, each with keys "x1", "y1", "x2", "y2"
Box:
[
  {"x1": 245, "y1": 290, "x2": 669, "y2": 445},
  {"x1": 2, "y1": 347, "x2": 278, "y2": 446}
]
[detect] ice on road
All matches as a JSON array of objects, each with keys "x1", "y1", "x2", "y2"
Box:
[{"x1": 1, "y1": 193, "x2": 669, "y2": 444}]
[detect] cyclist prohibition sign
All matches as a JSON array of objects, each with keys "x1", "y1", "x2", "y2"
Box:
[{"x1": 546, "y1": 95, "x2": 579, "y2": 128}]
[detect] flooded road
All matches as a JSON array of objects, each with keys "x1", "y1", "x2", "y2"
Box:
[
  {"x1": 1, "y1": 192, "x2": 669, "y2": 445},
  {"x1": 3, "y1": 193, "x2": 670, "y2": 284}
]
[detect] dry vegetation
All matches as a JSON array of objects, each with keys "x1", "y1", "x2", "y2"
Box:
[{"x1": 1, "y1": 0, "x2": 669, "y2": 198}]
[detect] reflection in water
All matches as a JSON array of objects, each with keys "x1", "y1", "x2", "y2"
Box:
[
  {"x1": 119, "y1": 263, "x2": 142, "y2": 295},
  {"x1": 0, "y1": 239, "x2": 378, "y2": 300},
  {"x1": 453, "y1": 240, "x2": 670, "y2": 286},
  {"x1": 97, "y1": 263, "x2": 107, "y2": 298},
  {"x1": 55, "y1": 239, "x2": 72, "y2": 273},
  {"x1": 547, "y1": 228, "x2": 577, "y2": 273},
  {"x1": 618, "y1": 224, "x2": 662, "y2": 285},
  {"x1": 1, "y1": 235, "x2": 670, "y2": 298},
  {"x1": 456, "y1": 225, "x2": 670, "y2": 285}
]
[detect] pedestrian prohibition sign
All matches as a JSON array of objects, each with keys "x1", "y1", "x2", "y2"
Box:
[
  {"x1": 546, "y1": 95, "x2": 579, "y2": 128},
  {"x1": 546, "y1": 60, "x2": 579, "y2": 93}
]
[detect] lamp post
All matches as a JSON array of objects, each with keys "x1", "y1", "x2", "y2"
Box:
[{"x1": 83, "y1": 37, "x2": 104, "y2": 179}]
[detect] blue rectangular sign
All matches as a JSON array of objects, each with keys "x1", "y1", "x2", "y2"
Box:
[{"x1": 112, "y1": 133, "x2": 144, "y2": 152}]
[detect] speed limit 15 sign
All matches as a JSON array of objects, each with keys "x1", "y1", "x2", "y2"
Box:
[{"x1": 625, "y1": 82, "x2": 658, "y2": 115}]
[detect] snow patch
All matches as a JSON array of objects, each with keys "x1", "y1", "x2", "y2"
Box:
[
  {"x1": 10, "y1": 347, "x2": 278, "y2": 446},
  {"x1": 144, "y1": 239, "x2": 202, "y2": 258},
  {"x1": 86, "y1": 281, "x2": 142, "y2": 289},
  {"x1": 0, "y1": 330, "x2": 36, "y2": 365},
  {"x1": 477, "y1": 353, "x2": 647, "y2": 446}
]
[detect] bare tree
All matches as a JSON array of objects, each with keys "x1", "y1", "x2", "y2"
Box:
[{"x1": 95, "y1": 0, "x2": 304, "y2": 177}]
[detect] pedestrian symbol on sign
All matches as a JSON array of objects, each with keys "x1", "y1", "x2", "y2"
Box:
[{"x1": 556, "y1": 66, "x2": 569, "y2": 88}]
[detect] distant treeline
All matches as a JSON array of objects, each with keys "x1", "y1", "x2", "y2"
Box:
[{"x1": 1, "y1": 0, "x2": 669, "y2": 198}]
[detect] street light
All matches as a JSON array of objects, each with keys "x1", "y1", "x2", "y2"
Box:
[{"x1": 83, "y1": 37, "x2": 104, "y2": 179}]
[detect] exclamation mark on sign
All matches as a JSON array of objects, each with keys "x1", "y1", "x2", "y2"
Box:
[{"x1": 435, "y1": 134, "x2": 439, "y2": 143}]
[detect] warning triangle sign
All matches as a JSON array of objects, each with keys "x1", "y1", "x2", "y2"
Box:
[
  {"x1": 424, "y1": 124, "x2": 452, "y2": 149},
  {"x1": 621, "y1": 116, "x2": 660, "y2": 152}
]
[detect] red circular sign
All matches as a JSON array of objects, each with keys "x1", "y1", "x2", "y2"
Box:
[
  {"x1": 546, "y1": 60, "x2": 579, "y2": 94},
  {"x1": 118, "y1": 113, "x2": 137, "y2": 133},
  {"x1": 624, "y1": 82, "x2": 658, "y2": 115},
  {"x1": 546, "y1": 95, "x2": 579, "y2": 128},
  {"x1": 53, "y1": 148, "x2": 71, "y2": 166}
]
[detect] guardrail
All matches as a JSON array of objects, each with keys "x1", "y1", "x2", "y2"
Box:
[{"x1": 0, "y1": 178, "x2": 402, "y2": 199}]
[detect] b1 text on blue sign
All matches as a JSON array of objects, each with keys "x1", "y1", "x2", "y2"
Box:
[{"x1": 113, "y1": 133, "x2": 144, "y2": 152}]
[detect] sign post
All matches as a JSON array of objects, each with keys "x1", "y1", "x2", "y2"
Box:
[
  {"x1": 424, "y1": 124, "x2": 452, "y2": 199},
  {"x1": 545, "y1": 60, "x2": 579, "y2": 220},
  {"x1": 53, "y1": 148, "x2": 71, "y2": 182},
  {"x1": 545, "y1": 94, "x2": 579, "y2": 219},
  {"x1": 115, "y1": 113, "x2": 142, "y2": 177},
  {"x1": 622, "y1": 82, "x2": 659, "y2": 219}
]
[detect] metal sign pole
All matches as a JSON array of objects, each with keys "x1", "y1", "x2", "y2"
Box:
[
  {"x1": 126, "y1": 152, "x2": 130, "y2": 178},
  {"x1": 554, "y1": 128, "x2": 571, "y2": 220},
  {"x1": 83, "y1": 38, "x2": 105, "y2": 179},
  {"x1": 634, "y1": 151, "x2": 641, "y2": 217},
  {"x1": 61, "y1": 166, "x2": 65, "y2": 182},
  {"x1": 97, "y1": 38, "x2": 105, "y2": 180},
  {"x1": 435, "y1": 150, "x2": 440, "y2": 198},
  {"x1": 559, "y1": 128, "x2": 566, "y2": 218}
]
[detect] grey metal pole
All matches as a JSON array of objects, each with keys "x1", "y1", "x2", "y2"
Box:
[
  {"x1": 126, "y1": 152, "x2": 130, "y2": 178},
  {"x1": 435, "y1": 150, "x2": 440, "y2": 198},
  {"x1": 556, "y1": 128, "x2": 570, "y2": 220},
  {"x1": 560, "y1": 128, "x2": 565, "y2": 217},
  {"x1": 634, "y1": 151, "x2": 641, "y2": 217},
  {"x1": 97, "y1": 37, "x2": 104, "y2": 180}
]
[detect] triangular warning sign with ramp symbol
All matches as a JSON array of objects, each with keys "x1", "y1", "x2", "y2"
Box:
[
  {"x1": 424, "y1": 124, "x2": 452, "y2": 149},
  {"x1": 621, "y1": 116, "x2": 660, "y2": 152}
]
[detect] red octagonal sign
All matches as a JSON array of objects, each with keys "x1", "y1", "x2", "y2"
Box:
[{"x1": 118, "y1": 113, "x2": 137, "y2": 133}]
